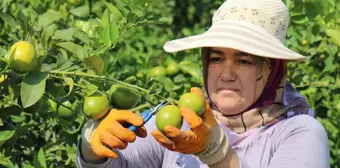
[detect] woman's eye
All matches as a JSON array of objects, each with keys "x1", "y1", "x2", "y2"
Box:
[
  {"x1": 210, "y1": 57, "x2": 222, "y2": 63},
  {"x1": 238, "y1": 59, "x2": 253, "y2": 64}
]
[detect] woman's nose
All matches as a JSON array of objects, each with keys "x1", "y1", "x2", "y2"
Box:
[{"x1": 220, "y1": 62, "x2": 237, "y2": 82}]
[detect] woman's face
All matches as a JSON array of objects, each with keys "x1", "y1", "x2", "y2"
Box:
[{"x1": 207, "y1": 47, "x2": 267, "y2": 115}]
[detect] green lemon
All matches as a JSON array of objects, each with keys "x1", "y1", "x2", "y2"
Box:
[
  {"x1": 73, "y1": 19, "x2": 86, "y2": 29},
  {"x1": 57, "y1": 100, "x2": 77, "y2": 119},
  {"x1": 150, "y1": 66, "x2": 167, "y2": 77},
  {"x1": 83, "y1": 92, "x2": 111, "y2": 120},
  {"x1": 166, "y1": 62, "x2": 180, "y2": 76},
  {"x1": 8, "y1": 41, "x2": 38, "y2": 73},
  {"x1": 136, "y1": 70, "x2": 144, "y2": 78},
  {"x1": 155, "y1": 105, "x2": 183, "y2": 133},
  {"x1": 82, "y1": 19, "x2": 99, "y2": 38},
  {"x1": 109, "y1": 85, "x2": 141, "y2": 109},
  {"x1": 178, "y1": 93, "x2": 204, "y2": 116}
]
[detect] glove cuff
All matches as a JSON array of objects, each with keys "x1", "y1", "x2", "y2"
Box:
[
  {"x1": 81, "y1": 119, "x2": 99, "y2": 147},
  {"x1": 80, "y1": 119, "x2": 105, "y2": 163},
  {"x1": 195, "y1": 126, "x2": 229, "y2": 165}
]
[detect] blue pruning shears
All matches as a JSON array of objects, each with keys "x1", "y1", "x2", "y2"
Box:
[
  {"x1": 124, "y1": 101, "x2": 169, "y2": 132},
  {"x1": 106, "y1": 101, "x2": 169, "y2": 150}
]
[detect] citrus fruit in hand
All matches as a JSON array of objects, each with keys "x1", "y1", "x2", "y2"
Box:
[
  {"x1": 166, "y1": 62, "x2": 180, "y2": 75},
  {"x1": 8, "y1": 41, "x2": 38, "y2": 73},
  {"x1": 150, "y1": 66, "x2": 167, "y2": 77},
  {"x1": 83, "y1": 92, "x2": 111, "y2": 120},
  {"x1": 109, "y1": 85, "x2": 140, "y2": 109},
  {"x1": 155, "y1": 105, "x2": 183, "y2": 133},
  {"x1": 57, "y1": 100, "x2": 77, "y2": 119},
  {"x1": 178, "y1": 93, "x2": 204, "y2": 116}
]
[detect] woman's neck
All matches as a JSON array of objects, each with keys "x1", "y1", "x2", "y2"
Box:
[{"x1": 213, "y1": 104, "x2": 285, "y2": 134}]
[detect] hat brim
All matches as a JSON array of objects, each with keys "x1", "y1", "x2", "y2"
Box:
[{"x1": 163, "y1": 20, "x2": 306, "y2": 62}]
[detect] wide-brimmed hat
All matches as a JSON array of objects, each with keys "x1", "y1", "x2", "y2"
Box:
[{"x1": 163, "y1": 0, "x2": 307, "y2": 61}]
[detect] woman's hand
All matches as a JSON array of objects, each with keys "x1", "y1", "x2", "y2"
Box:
[
  {"x1": 90, "y1": 109, "x2": 147, "y2": 159},
  {"x1": 151, "y1": 87, "x2": 230, "y2": 165}
]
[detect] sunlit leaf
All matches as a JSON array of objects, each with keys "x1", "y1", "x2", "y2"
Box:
[
  {"x1": 70, "y1": 5, "x2": 90, "y2": 18},
  {"x1": 64, "y1": 77, "x2": 74, "y2": 97},
  {"x1": 37, "y1": 148, "x2": 47, "y2": 168},
  {"x1": 326, "y1": 29, "x2": 340, "y2": 47},
  {"x1": 105, "y1": 2, "x2": 123, "y2": 21}
]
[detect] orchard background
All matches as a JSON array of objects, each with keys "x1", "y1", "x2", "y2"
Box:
[{"x1": 0, "y1": 0, "x2": 339, "y2": 167}]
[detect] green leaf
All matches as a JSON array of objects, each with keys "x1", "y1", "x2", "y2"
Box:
[
  {"x1": 74, "y1": 30, "x2": 90, "y2": 45},
  {"x1": 52, "y1": 28, "x2": 75, "y2": 41},
  {"x1": 105, "y1": 2, "x2": 123, "y2": 21},
  {"x1": 174, "y1": 74, "x2": 187, "y2": 83},
  {"x1": 41, "y1": 24, "x2": 58, "y2": 49},
  {"x1": 59, "y1": 4, "x2": 68, "y2": 20},
  {"x1": 102, "y1": 26, "x2": 113, "y2": 46},
  {"x1": 0, "y1": 47, "x2": 6, "y2": 57},
  {"x1": 70, "y1": 5, "x2": 90, "y2": 18},
  {"x1": 153, "y1": 76, "x2": 175, "y2": 90},
  {"x1": 127, "y1": 12, "x2": 138, "y2": 23},
  {"x1": 37, "y1": 148, "x2": 47, "y2": 168},
  {"x1": 64, "y1": 77, "x2": 74, "y2": 97},
  {"x1": 21, "y1": 72, "x2": 49, "y2": 108},
  {"x1": 323, "y1": 55, "x2": 336, "y2": 73},
  {"x1": 326, "y1": 29, "x2": 340, "y2": 47},
  {"x1": 84, "y1": 55, "x2": 105, "y2": 75},
  {"x1": 11, "y1": 115, "x2": 26, "y2": 123},
  {"x1": 56, "y1": 42, "x2": 87, "y2": 60},
  {"x1": 0, "y1": 13, "x2": 20, "y2": 28},
  {"x1": 101, "y1": 21, "x2": 119, "y2": 47},
  {"x1": 110, "y1": 22, "x2": 119, "y2": 43},
  {"x1": 0, "y1": 58, "x2": 8, "y2": 73},
  {"x1": 0, "y1": 130, "x2": 15, "y2": 142},
  {"x1": 36, "y1": 10, "x2": 62, "y2": 30},
  {"x1": 179, "y1": 63, "x2": 203, "y2": 84},
  {"x1": 101, "y1": 9, "x2": 110, "y2": 28}
]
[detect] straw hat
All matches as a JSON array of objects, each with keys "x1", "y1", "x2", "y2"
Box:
[{"x1": 163, "y1": 0, "x2": 306, "y2": 61}]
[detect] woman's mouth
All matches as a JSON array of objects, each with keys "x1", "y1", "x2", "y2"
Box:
[{"x1": 217, "y1": 87, "x2": 240, "y2": 92}]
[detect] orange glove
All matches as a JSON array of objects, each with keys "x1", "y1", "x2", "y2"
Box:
[
  {"x1": 151, "y1": 87, "x2": 229, "y2": 165},
  {"x1": 90, "y1": 109, "x2": 147, "y2": 159}
]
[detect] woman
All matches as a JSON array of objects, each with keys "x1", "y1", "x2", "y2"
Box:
[{"x1": 76, "y1": 0, "x2": 330, "y2": 167}]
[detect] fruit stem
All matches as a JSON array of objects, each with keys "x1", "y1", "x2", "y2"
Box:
[
  {"x1": 129, "y1": 103, "x2": 151, "y2": 113},
  {"x1": 48, "y1": 70, "x2": 149, "y2": 93}
]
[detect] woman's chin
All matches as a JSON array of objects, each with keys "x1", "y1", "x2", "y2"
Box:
[{"x1": 213, "y1": 101, "x2": 245, "y2": 115}]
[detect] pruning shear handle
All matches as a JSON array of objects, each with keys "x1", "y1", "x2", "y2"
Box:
[{"x1": 124, "y1": 101, "x2": 168, "y2": 132}]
